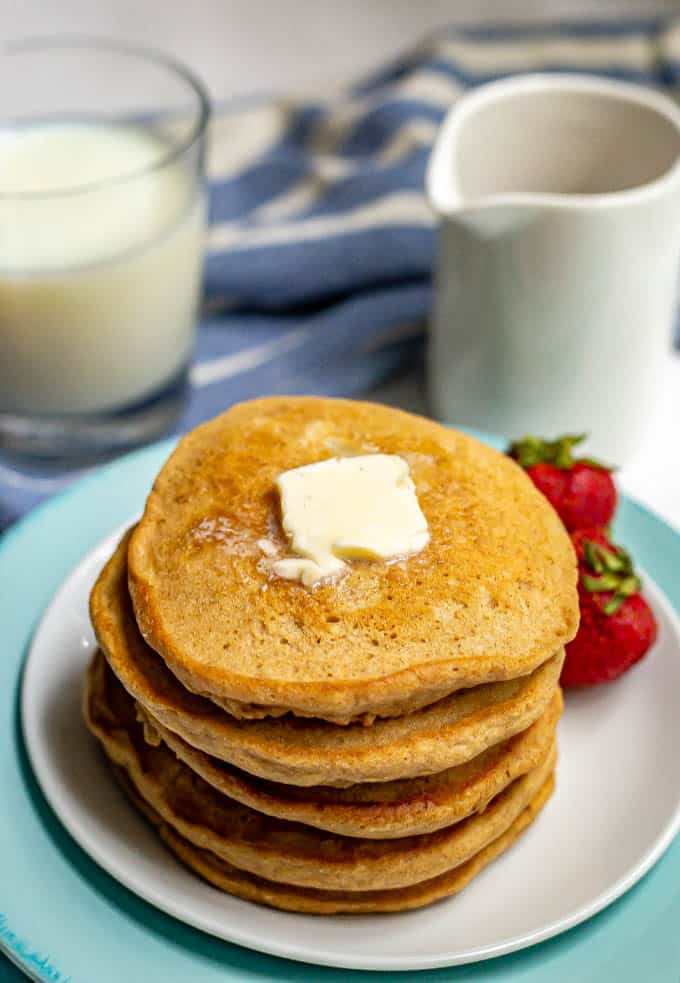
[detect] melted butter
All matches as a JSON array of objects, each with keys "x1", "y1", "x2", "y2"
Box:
[{"x1": 271, "y1": 454, "x2": 429, "y2": 587}]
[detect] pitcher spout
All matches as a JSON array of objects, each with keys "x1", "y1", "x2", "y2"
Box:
[
  {"x1": 426, "y1": 196, "x2": 538, "y2": 238},
  {"x1": 426, "y1": 72, "x2": 680, "y2": 237}
]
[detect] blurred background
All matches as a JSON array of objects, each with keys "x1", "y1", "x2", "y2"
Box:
[
  {"x1": 1, "y1": 1, "x2": 678, "y2": 98},
  {"x1": 1, "y1": 0, "x2": 680, "y2": 528},
  {"x1": 0, "y1": 0, "x2": 680, "y2": 98}
]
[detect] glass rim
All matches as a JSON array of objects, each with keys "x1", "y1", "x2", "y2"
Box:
[{"x1": 0, "y1": 36, "x2": 211, "y2": 200}]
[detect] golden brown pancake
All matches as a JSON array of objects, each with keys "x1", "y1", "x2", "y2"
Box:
[
  {"x1": 83, "y1": 652, "x2": 556, "y2": 893},
  {"x1": 140, "y1": 684, "x2": 561, "y2": 838},
  {"x1": 91, "y1": 648, "x2": 560, "y2": 836},
  {"x1": 114, "y1": 765, "x2": 555, "y2": 914},
  {"x1": 91, "y1": 540, "x2": 564, "y2": 786},
  {"x1": 127, "y1": 397, "x2": 578, "y2": 723}
]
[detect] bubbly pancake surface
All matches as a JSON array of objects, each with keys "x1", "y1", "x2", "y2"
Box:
[
  {"x1": 91, "y1": 539, "x2": 564, "y2": 786},
  {"x1": 83, "y1": 652, "x2": 556, "y2": 893},
  {"x1": 127, "y1": 397, "x2": 578, "y2": 722}
]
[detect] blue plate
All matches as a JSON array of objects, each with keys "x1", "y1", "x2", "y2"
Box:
[{"x1": 2, "y1": 434, "x2": 680, "y2": 982}]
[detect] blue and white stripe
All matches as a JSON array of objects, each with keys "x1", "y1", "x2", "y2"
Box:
[{"x1": 2, "y1": 17, "x2": 680, "y2": 527}]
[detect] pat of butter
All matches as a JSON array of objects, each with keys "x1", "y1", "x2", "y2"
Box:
[{"x1": 272, "y1": 454, "x2": 429, "y2": 587}]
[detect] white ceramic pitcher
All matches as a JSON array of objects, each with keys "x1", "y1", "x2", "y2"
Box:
[{"x1": 426, "y1": 74, "x2": 680, "y2": 462}]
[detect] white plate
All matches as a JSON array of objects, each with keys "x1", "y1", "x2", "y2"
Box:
[{"x1": 20, "y1": 524, "x2": 680, "y2": 972}]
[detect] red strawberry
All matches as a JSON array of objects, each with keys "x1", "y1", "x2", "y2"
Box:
[
  {"x1": 561, "y1": 532, "x2": 658, "y2": 687},
  {"x1": 522, "y1": 462, "x2": 567, "y2": 517},
  {"x1": 509, "y1": 434, "x2": 617, "y2": 531},
  {"x1": 560, "y1": 462, "x2": 617, "y2": 531}
]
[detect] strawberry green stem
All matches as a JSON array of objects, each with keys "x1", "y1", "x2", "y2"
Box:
[
  {"x1": 508, "y1": 433, "x2": 613, "y2": 471},
  {"x1": 580, "y1": 538, "x2": 641, "y2": 616}
]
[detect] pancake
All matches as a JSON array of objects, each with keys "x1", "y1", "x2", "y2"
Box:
[
  {"x1": 114, "y1": 765, "x2": 555, "y2": 914},
  {"x1": 91, "y1": 537, "x2": 564, "y2": 786},
  {"x1": 91, "y1": 650, "x2": 561, "y2": 837},
  {"x1": 83, "y1": 652, "x2": 556, "y2": 893},
  {"x1": 138, "y1": 673, "x2": 562, "y2": 839},
  {"x1": 127, "y1": 397, "x2": 578, "y2": 724}
]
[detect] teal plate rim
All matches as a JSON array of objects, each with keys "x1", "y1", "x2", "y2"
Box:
[{"x1": 2, "y1": 431, "x2": 680, "y2": 982}]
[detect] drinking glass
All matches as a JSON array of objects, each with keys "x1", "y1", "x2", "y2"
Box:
[{"x1": 0, "y1": 38, "x2": 211, "y2": 466}]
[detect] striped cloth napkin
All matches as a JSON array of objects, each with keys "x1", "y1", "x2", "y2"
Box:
[{"x1": 2, "y1": 16, "x2": 680, "y2": 529}]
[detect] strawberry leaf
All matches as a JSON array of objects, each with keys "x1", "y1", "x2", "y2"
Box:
[
  {"x1": 580, "y1": 539, "x2": 641, "y2": 615},
  {"x1": 598, "y1": 547, "x2": 629, "y2": 574},
  {"x1": 582, "y1": 572, "x2": 620, "y2": 592},
  {"x1": 583, "y1": 540, "x2": 604, "y2": 573},
  {"x1": 618, "y1": 575, "x2": 641, "y2": 596},
  {"x1": 602, "y1": 594, "x2": 626, "y2": 615},
  {"x1": 508, "y1": 433, "x2": 614, "y2": 471}
]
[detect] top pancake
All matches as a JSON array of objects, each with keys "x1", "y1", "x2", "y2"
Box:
[
  {"x1": 92, "y1": 529, "x2": 564, "y2": 786},
  {"x1": 128, "y1": 397, "x2": 578, "y2": 723}
]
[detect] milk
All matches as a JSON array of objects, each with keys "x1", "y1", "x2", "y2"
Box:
[{"x1": 0, "y1": 124, "x2": 205, "y2": 415}]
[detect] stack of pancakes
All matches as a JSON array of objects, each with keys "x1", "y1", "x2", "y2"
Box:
[{"x1": 85, "y1": 397, "x2": 578, "y2": 914}]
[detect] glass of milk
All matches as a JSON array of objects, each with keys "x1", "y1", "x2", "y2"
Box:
[{"x1": 0, "y1": 39, "x2": 210, "y2": 465}]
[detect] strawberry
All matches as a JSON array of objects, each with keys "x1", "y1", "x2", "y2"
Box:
[
  {"x1": 509, "y1": 434, "x2": 617, "y2": 531},
  {"x1": 561, "y1": 531, "x2": 658, "y2": 687}
]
